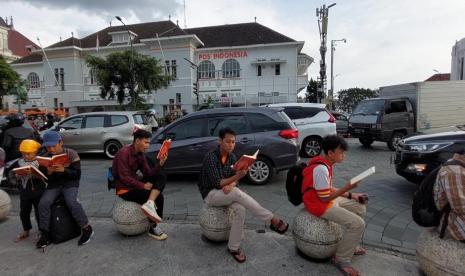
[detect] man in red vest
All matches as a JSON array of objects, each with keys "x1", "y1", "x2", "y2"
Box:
[{"x1": 302, "y1": 135, "x2": 368, "y2": 276}]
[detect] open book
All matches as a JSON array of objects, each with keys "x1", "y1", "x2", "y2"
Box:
[
  {"x1": 13, "y1": 165, "x2": 48, "y2": 180},
  {"x1": 157, "y1": 139, "x2": 172, "y2": 160},
  {"x1": 36, "y1": 153, "x2": 70, "y2": 167},
  {"x1": 350, "y1": 166, "x2": 376, "y2": 184},
  {"x1": 233, "y1": 150, "x2": 259, "y2": 171}
]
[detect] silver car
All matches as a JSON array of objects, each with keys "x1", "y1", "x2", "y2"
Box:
[{"x1": 47, "y1": 111, "x2": 151, "y2": 158}]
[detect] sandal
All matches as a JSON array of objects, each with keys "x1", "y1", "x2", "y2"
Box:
[
  {"x1": 331, "y1": 257, "x2": 361, "y2": 276},
  {"x1": 270, "y1": 219, "x2": 289, "y2": 234},
  {"x1": 228, "y1": 248, "x2": 246, "y2": 263},
  {"x1": 354, "y1": 246, "x2": 366, "y2": 256},
  {"x1": 14, "y1": 231, "x2": 30, "y2": 243}
]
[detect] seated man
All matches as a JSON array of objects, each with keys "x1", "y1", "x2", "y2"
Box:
[
  {"x1": 112, "y1": 129, "x2": 168, "y2": 241},
  {"x1": 198, "y1": 127, "x2": 288, "y2": 263},
  {"x1": 37, "y1": 131, "x2": 93, "y2": 248},
  {"x1": 302, "y1": 135, "x2": 368, "y2": 276},
  {"x1": 434, "y1": 151, "x2": 465, "y2": 242}
]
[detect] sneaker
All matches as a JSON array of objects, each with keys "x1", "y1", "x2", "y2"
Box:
[
  {"x1": 36, "y1": 232, "x2": 51, "y2": 249},
  {"x1": 78, "y1": 225, "x2": 94, "y2": 246},
  {"x1": 148, "y1": 224, "x2": 167, "y2": 241},
  {"x1": 141, "y1": 202, "x2": 162, "y2": 223}
]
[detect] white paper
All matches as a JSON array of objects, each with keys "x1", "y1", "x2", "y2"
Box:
[{"x1": 350, "y1": 166, "x2": 376, "y2": 184}]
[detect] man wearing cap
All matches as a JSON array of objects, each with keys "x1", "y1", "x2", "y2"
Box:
[{"x1": 36, "y1": 131, "x2": 93, "y2": 248}]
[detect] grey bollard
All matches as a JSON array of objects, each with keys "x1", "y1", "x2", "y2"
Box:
[
  {"x1": 112, "y1": 199, "x2": 150, "y2": 236},
  {"x1": 416, "y1": 229, "x2": 465, "y2": 276},
  {"x1": 199, "y1": 205, "x2": 232, "y2": 242},
  {"x1": 0, "y1": 189, "x2": 11, "y2": 221},
  {"x1": 292, "y1": 209, "x2": 343, "y2": 259}
]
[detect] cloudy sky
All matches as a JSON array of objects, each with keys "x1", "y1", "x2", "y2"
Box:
[{"x1": 3, "y1": 0, "x2": 465, "y2": 91}]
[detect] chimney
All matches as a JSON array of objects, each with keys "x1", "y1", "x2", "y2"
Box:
[{"x1": 10, "y1": 16, "x2": 13, "y2": 28}]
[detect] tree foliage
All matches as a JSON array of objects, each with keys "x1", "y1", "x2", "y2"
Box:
[
  {"x1": 86, "y1": 50, "x2": 172, "y2": 109},
  {"x1": 0, "y1": 56, "x2": 21, "y2": 109},
  {"x1": 305, "y1": 78, "x2": 325, "y2": 103},
  {"x1": 335, "y1": 87, "x2": 379, "y2": 113}
]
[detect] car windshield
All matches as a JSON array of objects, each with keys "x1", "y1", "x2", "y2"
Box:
[{"x1": 352, "y1": 99, "x2": 385, "y2": 115}]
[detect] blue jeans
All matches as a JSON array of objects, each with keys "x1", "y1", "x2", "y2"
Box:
[{"x1": 38, "y1": 187, "x2": 89, "y2": 232}]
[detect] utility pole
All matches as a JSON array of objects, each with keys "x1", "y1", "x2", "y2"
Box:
[
  {"x1": 115, "y1": 16, "x2": 136, "y2": 110},
  {"x1": 316, "y1": 3, "x2": 336, "y2": 104},
  {"x1": 330, "y1": 38, "x2": 346, "y2": 110}
]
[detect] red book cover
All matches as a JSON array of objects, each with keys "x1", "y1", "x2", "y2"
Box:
[
  {"x1": 233, "y1": 150, "x2": 259, "y2": 171},
  {"x1": 36, "y1": 153, "x2": 70, "y2": 167},
  {"x1": 157, "y1": 139, "x2": 172, "y2": 160},
  {"x1": 13, "y1": 165, "x2": 48, "y2": 180}
]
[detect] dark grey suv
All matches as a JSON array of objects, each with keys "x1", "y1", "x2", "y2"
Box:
[{"x1": 147, "y1": 107, "x2": 299, "y2": 185}]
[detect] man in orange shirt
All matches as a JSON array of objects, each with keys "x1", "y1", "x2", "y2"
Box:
[{"x1": 302, "y1": 135, "x2": 368, "y2": 276}]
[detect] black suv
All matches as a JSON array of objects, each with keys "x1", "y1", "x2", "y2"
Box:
[
  {"x1": 147, "y1": 107, "x2": 299, "y2": 185},
  {"x1": 393, "y1": 128, "x2": 465, "y2": 183}
]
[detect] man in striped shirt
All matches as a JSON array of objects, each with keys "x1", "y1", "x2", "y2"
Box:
[
  {"x1": 302, "y1": 135, "x2": 368, "y2": 276},
  {"x1": 434, "y1": 152, "x2": 465, "y2": 242}
]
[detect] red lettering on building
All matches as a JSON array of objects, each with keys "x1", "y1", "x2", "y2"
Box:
[{"x1": 199, "y1": 50, "x2": 248, "y2": 60}]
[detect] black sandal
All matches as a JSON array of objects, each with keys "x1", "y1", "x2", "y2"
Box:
[
  {"x1": 228, "y1": 248, "x2": 246, "y2": 263},
  {"x1": 270, "y1": 219, "x2": 289, "y2": 234}
]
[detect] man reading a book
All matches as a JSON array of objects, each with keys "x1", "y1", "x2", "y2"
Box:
[
  {"x1": 36, "y1": 131, "x2": 93, "y2": 248},
  {"x1": 112, "y1": 129, "x2": 168, "y2": 241},
  {"x1": 198, "y1": 127, "x2": 289, "y2": 263},
  {"x1": 302, "y1": 135, "x2": 368, "y2": 276}
]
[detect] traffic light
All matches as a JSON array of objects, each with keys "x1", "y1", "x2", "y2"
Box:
[{"x1": 193, "y1": 82, "x2": 198, "y2": 96}]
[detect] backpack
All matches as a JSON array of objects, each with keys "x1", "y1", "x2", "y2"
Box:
[
  {"x1": 49, "y1": 196, "x2": 81, "y2": 244},
  {"x1": 286, "y1": 161, "x2": 327, "y2": 206},
  {"x1": 107, "y1": 167, "x2": 116, "y2": 191},
  {"x1": 411, "y1": 160, "x2": 465, "y2": 238}
]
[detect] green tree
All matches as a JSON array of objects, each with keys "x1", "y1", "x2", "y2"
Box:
[
  {"x1": 13, "y1": 80, "x2": 28, "y2": 112},
  {"x1": 335, "y1": 87, "x2": 378, "y2": 113},
  {"x1": 305, "y1": 78, "x2": 325, "y2": 103},
  {"x1": 86, "y1": 50, "x2": 172, "y2": 110},
  {"x1": 0, "y1": 56, "x2": 21, "y2": 110}
]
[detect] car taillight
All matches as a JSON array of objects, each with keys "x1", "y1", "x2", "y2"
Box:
[
  {"x1": 328, "y1": 112, "x2": 336, "y2": 123},
  {"x1": 279, "y1": 129, "x2": 298, "y2": 139}
]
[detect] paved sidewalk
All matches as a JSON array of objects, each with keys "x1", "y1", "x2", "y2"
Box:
[{"x1": 0, "y1": 216, "x2": 419, "y2": 276}]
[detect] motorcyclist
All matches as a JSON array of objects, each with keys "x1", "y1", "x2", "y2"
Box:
[
  {"x1": 2, "y1": 113, "x2": 38, "y2": 162},
  {"x1": 146, "y1": 109, "x2": 159, "y2": 133}
]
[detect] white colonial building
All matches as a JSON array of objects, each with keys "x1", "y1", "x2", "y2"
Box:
[{"x1": 9, "y1": 20, "x2": 312, "y2": 116}]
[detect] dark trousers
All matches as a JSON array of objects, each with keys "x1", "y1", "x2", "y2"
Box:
[
  {"x1": 38, "y1": 187, "x2": 89, "y2": 232},
  {"x1": 119, "y1": 173, "x2": 166, "y2": 218},
  {"x1": 20, "y1": 197, "x2": 41, "y2": 231}
]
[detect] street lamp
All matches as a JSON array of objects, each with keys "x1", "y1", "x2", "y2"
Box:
[
  {"x1": 330, "y1": 38, "x2": 346, "y2": 110},
  {"x1": 115, "y1": 16, "x2": 136, "y2": 110},
  {"x1": 184, "y1": 58, "x2": 200, "y2": 108}
]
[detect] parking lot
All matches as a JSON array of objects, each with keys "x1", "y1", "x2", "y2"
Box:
[{"x1": 8, "y1": 138, "x2": 421, "y2": 255}]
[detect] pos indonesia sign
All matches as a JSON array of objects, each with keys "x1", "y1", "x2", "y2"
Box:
[{"x1": 199, "y1": 50, "x2": 248, "y2": 60}]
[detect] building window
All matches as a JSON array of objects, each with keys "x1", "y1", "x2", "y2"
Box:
[
  {"x1": 257, "y1": 65, "x2": 262, "y2": 76},
  {"x1": 222, "y1": 59, "x2": 240, "y2": 78},
  {"x1": 54, "y1": 68, "x2": 59, "y2": 86},
  {"x1": 198, "y1": 60, "x2": 215, "y2": 79},
  {"x1": 171, "y1": 60, "x2": 177, "y2": 79},
  {"x1": 461, "y1": 57, "x2": 464, "y2": 80},
  {"x1": 89, "y1": 68, "x2": 97, "y2": 84},
  {"x1": 27, "y1": 72, "x2": 40, "y2": 89},
  {"x1": 176, "y1": 93, "x2": 181, "y2": 103},
  {"x1": 165, "y1": 60, "x2": 170, "y2": 75},
  {"x1": 275, "y1": 64, "x2": 280, "y2": 76},
  {"x1": 59, "y1": 68, "x2": 65, "y2": 91}
]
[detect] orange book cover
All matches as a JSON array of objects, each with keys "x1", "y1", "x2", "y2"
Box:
[
  {"x1": 13, "y1": 165, "x2": 48, "y2": 180},
  {"x1": 233, "y1": 150, "x2": 259, "y2": 171},
  {"x1": 36, "y1": 153, "x2": 70, "y2": 167},
  {"x1": 157, "y1": 139, "x2": 172, "y2": 160}
]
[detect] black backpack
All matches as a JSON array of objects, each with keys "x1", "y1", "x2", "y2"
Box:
[
  {"x1": 412, "y1": 160, "x2": 465, "y2": 237},
  {"x1": 50, "y1": 197, "x2": 81, "y2": 244},
  {"x1": 286, "y1": 161, "x2": 327, "y2": 206}
]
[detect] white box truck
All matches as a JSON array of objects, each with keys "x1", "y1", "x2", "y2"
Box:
[{"x1": 348, "y1": 81, "x2": 465, "y2": 150}]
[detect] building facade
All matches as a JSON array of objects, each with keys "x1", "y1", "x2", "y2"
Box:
[
  {"x1": 10, "y1": 20, "x2": 312, "y2": 116},
  {"x1": 451, "y1": 38, "x2": 465, "y2": 81},
  {"x1": 0, "y1": 17, "x2": 39, "y2": 63}
]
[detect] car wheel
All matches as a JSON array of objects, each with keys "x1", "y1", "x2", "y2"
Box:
[
  {"x1": 359, "y1": 137, "x2": 374, "y2": 147},
  {"x1": 247, "y1": 157, "x2": 274, "y2": 185},
  {"x1": 387, "y1": 132, "x2": 404, "y2": 151},
  {"x1": 104, "y1": 140, "x2": 122, "y2": 159},
  {"x1": 301, "y1": 137, "x2": 322, "y2": 158}
]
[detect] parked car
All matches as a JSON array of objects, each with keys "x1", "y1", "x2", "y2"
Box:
[
  {"x1": 393, "y1": 127, "x2": 465, "y2": 183},
  {"x1": 43, "y1": 111, "x2": 151, "y2": 158},
  {"x1": 264, "y1": 103, "x2": 336, "y2": 157},
  {"x1": 332, "y1": 111, "x2": 349, "y2": 137},
  {"x1": 147, "y1": 107, "x2": 299, "y2": 185}
]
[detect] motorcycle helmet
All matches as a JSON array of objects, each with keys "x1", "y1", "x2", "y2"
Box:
[{"x1": 6, "y1": 113, "x2": 25, "y2": 127}]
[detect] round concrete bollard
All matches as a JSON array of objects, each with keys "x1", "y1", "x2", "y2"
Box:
[
  {"x1": 199, "y1": 205, "x2": 232, "y2": 242},
  {"x1": 416, "y1": 229, "x2": 465, "y2": 276},
  {"x1": 0, "y1": 189, "x2": 11, "y2": 221},
  {"x1": 292, "y1": 209, "x2": 343, "y2": 259},
  {"x1": 112, "y1": 199, "x2": 150, "y2": 236}
]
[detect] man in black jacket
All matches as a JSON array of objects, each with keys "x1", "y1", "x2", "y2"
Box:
[{"x1": 36, "y1": 131, "x2": 93, "y2": 248}]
